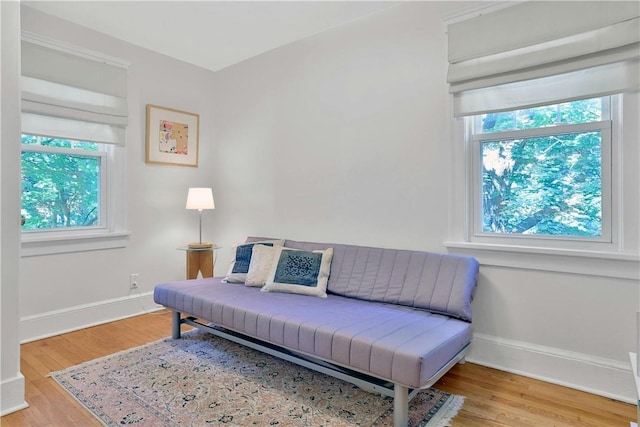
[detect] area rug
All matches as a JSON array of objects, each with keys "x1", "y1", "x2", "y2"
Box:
[{"x1": 50, "y1": 329, "x2": 464, "y2": 426}]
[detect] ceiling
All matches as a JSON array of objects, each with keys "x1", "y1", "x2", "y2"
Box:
[{"x1": 23, "y1": 1, "x2": 404, "y2": 72}]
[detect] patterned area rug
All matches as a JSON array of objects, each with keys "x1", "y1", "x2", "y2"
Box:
[{"x1": 51, "y1": 329, "x2": 464, "y2": 426}]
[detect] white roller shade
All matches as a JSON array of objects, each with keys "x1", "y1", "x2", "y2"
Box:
[
  {"x1": 447, "y1": 1, "x2": 640, "y2": 117},
  {"x1": 21, "y1": 38, "x2": 128, "y2": 145}
]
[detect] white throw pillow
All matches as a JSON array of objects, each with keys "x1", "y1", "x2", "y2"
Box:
[
  {"x1": 262, "y1": 247, "x2": 333, "y2": 298},
  {"x1": 245, "y1": 244, "x2": 278, "y2": 287}
]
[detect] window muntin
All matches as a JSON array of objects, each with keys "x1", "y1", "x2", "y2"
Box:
[
  {"x1": 21, "y1": 134, "x2": 106, "y2": 232},
  {"x1": 471, "y1": 96, "x2": 612, "y2": 242}
]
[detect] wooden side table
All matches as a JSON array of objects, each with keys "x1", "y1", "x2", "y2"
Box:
[{"x1": 177, "y1": 245, "x2": 221, "y2": 279}]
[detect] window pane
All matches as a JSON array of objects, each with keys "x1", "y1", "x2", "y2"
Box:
[
  {"x1": 21, "y1": 151, "x2": 100, "y2": 229},
  {"x1": 481, "y1": 131, "x2": 602, "y2": 237},
  {"x1": 478, "y1": 98, "x2": 603, "y2": 133}
]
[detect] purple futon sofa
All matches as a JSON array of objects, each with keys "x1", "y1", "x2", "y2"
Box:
[{"x1": 154, "y1": 238, "x2": 479, "y2": 426}]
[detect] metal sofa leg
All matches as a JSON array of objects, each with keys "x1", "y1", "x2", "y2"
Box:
[
  {"x1": 394, "y1": 384, "x2": 409, "y2": 427},
  {"x1": 172, "y1": 311, "x2": 182, "y2": 339}
]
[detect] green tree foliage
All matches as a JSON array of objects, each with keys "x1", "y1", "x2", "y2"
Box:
[
  {"x1": 21, "y1": 135, "x2": 100, "y2": 230},
  {"x1": 479, "y1": 99, "x2": 603, "y2": 237}
]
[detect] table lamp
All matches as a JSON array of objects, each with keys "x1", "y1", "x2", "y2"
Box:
[{"x1": 185, "y1": 187, "x2": 215, "y2": 248}]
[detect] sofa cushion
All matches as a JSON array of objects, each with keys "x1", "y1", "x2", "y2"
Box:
[
  {"x1": 154, "y1": 278, "x2": 472, "y2": 389},
  {"x1": 273, "y1": 239, "x2": 479, "y2": 321}
]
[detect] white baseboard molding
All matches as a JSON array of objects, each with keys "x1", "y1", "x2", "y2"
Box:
[
  {"x1": 468, "y1": 333, "x2": 635, "y2": 404},
  {"x1": 1, "y1": 373, "x2": 28, "y2": 416},
  {"x1": 20, "y1": 291, "x2": 164, "y2": 344}
]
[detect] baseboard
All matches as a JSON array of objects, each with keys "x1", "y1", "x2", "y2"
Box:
[
  {"x1": 1, "y1": 373, "x2": 28, "y2": 416},
  {"x1": 20, "y1": 291, "x2": 164, "y2": 343},
  {"x1": 468, "y1": 333, "x2": 635, "y2": 404}
]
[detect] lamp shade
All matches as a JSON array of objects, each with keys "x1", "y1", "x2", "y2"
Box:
[{"x1": 185, "y1": 188, "x2": 215, "y2": 210}]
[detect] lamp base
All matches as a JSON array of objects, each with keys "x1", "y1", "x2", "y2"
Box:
[{"x1": 188, "y1": 242, "x2": 213, "y2": 249}]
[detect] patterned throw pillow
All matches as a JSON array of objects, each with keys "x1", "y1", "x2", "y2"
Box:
[
  {"x1": 223, "y1": 239, "x2": 284, "y2": 283},
  {"x1": 262, "y1": 247, "x2": 333, "y2": 298}
]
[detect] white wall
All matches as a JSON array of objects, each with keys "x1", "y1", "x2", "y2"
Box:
[
  {"x1": 1, "y1": 0, "x2": 27, "y2": 416},
  {"x1": 212, "y1": 1, "x2": 639, "y2": 403},
  {"x1": 18, "y1": 6, "x2": 217, "y2": 341},
  {"x1": 213, "y1": 2, "x2": 457, "y2": 254}
]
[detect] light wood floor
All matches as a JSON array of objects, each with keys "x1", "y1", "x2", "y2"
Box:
[{"x1": 1, "y1": 310, "x2": 635, "y2": 426}]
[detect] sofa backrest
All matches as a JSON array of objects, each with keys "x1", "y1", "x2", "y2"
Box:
[{"x1": 248, "y1": 237, "x2": 479, "y2": 322}]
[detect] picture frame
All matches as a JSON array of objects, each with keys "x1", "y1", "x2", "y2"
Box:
[{"x1": 145, "y1": 104, "x2": 200, "y2": 167}]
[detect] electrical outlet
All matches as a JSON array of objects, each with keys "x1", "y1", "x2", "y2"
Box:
[{"x1": 130, "y1": 273, "x2": 139, "y2": 289}]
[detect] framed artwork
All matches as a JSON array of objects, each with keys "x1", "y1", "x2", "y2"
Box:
[{"x1": 145, "y1": 104, "x2": 199, "y2": 167}]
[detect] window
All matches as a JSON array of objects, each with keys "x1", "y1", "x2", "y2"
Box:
[
  {"x1": 19, "y1": 131, "x2": 128, "y2": 257},
  {"x1": 20, "y1": 35, "x2": 130, "y2": 256},
  {"x1": 21, "y1": 135, "x2": 105, "y2": 231},
  {"x1": 469, "y1": 96, "x2": 615, "y2": 248},
  {"x1": 444, "y1": 2, "x2": 638, "y2": 279}
]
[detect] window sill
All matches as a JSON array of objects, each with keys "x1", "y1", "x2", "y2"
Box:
[
  {"x1": 443, "y1": 241, "x2": 639, "y2": 280},
  {"x1": 21, "y1": 230, "x2": 131, "y2": 257}
]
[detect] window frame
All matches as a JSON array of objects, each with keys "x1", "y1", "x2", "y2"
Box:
[{"x1": 468, "y1": 101, "x2": 615, "y2": 251}]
